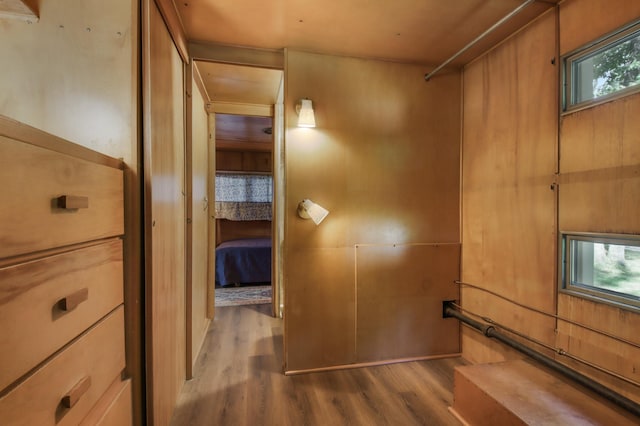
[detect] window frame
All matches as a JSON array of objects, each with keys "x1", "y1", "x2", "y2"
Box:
[
  {"x1": 560, "y1": 232, "x2": 640, "y2": 313},
  {"x1": 562, "y1": 19, "x2": 640, "y2": 114}
]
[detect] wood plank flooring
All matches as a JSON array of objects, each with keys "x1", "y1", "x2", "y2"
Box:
[{"x1": 170, "y1": 304, "x2": 466, "y2": 426}]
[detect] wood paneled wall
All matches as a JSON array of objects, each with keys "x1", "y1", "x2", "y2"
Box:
[
  {"x1": 143, "y1": 1, "x2": 186, "y2": 424},
  {"x1": 0, "y1": 0, "x2": 142, "y2": 423},
  {"x1": 461, "y1": 0, "x2": 640, "y2": 404},
  {"x1": 461, "y1": 9, "x2": 558, "y2": 364},
  {"x1": 284, "y1": 51, "x2": 461, "y2": 372},
  {"x1": 556, "y1": 0, "x2": 640, "y2": 402}
]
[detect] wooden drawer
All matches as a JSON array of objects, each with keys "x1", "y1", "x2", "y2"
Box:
[
  {"x1": 0, "y1": 239, "x2": 123, "y2": 390},
  {"x1": 0, "y1": 306, "x2": 125, "y2": 426},
  {"x1": 80, "y1": 378, "x2": 132, "y2": 426},
  {"x1": 0, "y1": 137, "x2": 124, "y2": 258}
]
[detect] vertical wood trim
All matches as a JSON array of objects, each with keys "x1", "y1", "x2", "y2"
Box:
[
  {"x1": 207, "y1": 112, "x2": 216, "y2": 319},
  {"x1": 153, "y1": 0, "x2": 188, "y2": 63},
  {"x1": 553, "y1": 4, "x2": 561, "y2": 331},
  {"x1": 272, "y1": 73, "x2": 284, "y2": 318},
  {"x1": 184, "y1": 61, "x2": 194, "y2": 380},
  {"x1": 141, "y1": 1, "x2": 154, "y2": 422}
]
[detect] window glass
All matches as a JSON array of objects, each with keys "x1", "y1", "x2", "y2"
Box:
[
  {"x1": 562, "y1": 234, "x2": 640, "y2": 310},
  {"x1": 565, "y1": 22, "x2": 640, "y2": 110}
]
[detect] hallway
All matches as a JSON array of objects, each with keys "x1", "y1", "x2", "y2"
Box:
[{"x1": 171, "y1": 304, "x2": 466, "y2": 425}]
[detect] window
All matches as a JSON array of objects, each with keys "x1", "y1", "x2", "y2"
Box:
[
  {"x1": 561, "y1": 233, "x2": 640, "y2": 311},
  {"x1": 564, "y1": 21, "x2": 640, "y2": 111},
  {"x1": 215, "y1": 173, "x2": 272, "y2": 221}
]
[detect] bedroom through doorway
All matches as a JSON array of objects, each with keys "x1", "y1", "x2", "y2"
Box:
[{"x1": 192, "y1": 60, "x2": 284, "y2": 315}]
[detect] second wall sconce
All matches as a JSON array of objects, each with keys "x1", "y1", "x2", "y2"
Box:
[
  {"x1": 296, "y1": 98, "x2": 316, "y2": 128},
  {"x1": 297, "y1": 199, "x2": 329, "y2": 225}
]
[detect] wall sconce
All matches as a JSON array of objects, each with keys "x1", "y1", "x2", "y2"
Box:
[
  {"x1": 297, "y1": 199, "x2": 329, "y2": 225},
  {"x1": 295, "y1": 98, "x2": 316, "y2": 128}
]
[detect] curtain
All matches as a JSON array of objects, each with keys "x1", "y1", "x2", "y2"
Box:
[{"x1": 215, "y1": 174, "x2": 272, "y2": 221}]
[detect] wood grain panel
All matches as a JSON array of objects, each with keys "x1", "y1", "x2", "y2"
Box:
[
  {"x1": 189, "y1": 69, "x2": 211, "y2": 371},
  {"x1": 80, "y1": 378, "x2": 132, "y2": 426},
  {"x1": 453, "y1": 360, "x2": 639, "y2": 425},
  {"x1": 215, "y1": 114, "x2": 273, "y2": 143},
  {"x1": 143, "y1": 1, "x2": 186, "y2": 424},
  {"x1": 356, "y1": 244, "x2": 460, "y2": 362},
  {"x1": 559, "y1": 92, "x2": 640, "y2": 233},
  {"x1": 0, "y1": 240, "x2": 123, "y2": 391},
  {"x1": 461, "y1": 10, "x2": 558, "y2": 362},
  {"x1": 0, "y1": 0, "x2": 136, "y2": 160},
  {"x1": 556, "y1": 294, "x2": 640, "y2": 403},
  {"x1": 178, "y1": 0, "x2": 554, "y2": 66},
  {"x1": 0, "y1": 307, "x2": 125, "y2": 426},
  {"x1": 195, "y1": 62, "x2": 282, "y2": 105},
  {"x1": 286, "y1": 51, "x2": 460, "y2": 250},
  {"x1": 284, "y1": 50, "x2": 461, "y2": 370},
  {"x1": 0, "y1": 0, "x2": 37, "y2": 20},
  {"x1": 154, "y1": 0, "x2": 188, "y2": 62},
  {"x1": 555, "y1": 2, "x2": 640, "y2": 403},
  {"x1": 560, "y1": 0, "x2": 640, "y2": 54},
  {"x1": 215, "y1": 219, "x2": 271, "y2": 246},
  {"x1": 284, "y1": 248, "x2": 356, "y2": 371},
  {"x1": 0, "y1": 137, "x2": 124, "y2": 258}
]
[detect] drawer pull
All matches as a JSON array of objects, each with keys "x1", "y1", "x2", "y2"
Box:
[
  {"x1": 61, "y1": 376, "x2": 91, "y2": 409},
  {"x1": 58, "y1": 288, "x2": 89, "y2": 311},
  {"x1": 57, "y1": 195, "x2": 89, "y2": 209}
]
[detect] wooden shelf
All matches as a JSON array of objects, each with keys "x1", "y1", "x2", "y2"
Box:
[{"x1": 0, "y1": 0, "x2": 38, "y2": 21}]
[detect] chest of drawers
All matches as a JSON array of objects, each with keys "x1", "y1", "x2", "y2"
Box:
[{"x1": 0, "y1": 117, "x2": 131, "y2": 425}]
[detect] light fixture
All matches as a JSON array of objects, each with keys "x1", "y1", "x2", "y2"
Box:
[
  {"x1": 297, "y1": 199, "x2": 329, "y2": 225},
  {"x1": 295, "y1": 98, "x2": 316, "y2": 128}
]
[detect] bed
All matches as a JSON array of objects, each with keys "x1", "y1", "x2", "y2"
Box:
[{"x1": 215, "y1": 237, "x2": 272, "y2": 286}]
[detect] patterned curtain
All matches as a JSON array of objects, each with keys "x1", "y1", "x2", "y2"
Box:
[{"x1": 215, "y1": 174, "x2": 272, "y2": 221}]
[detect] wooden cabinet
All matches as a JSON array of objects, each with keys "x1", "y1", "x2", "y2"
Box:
[
  {"x1": 0, "y1": 117, "x2": 131, "y2": 425},
  {"x1": 216, "y1": 149, "x2": 272, "y2": 172}
]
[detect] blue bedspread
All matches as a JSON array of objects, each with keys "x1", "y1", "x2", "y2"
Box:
[{"x1": 215, "y1": 238, "x2": 271, "y2": 286}]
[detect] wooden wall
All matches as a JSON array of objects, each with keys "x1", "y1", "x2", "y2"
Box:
[
  {"x1": 284, "y1": 51, "x2": 461, "y2": 372},
  {"x1": 0, "y1": 0, "x2": 142, "y2": 423},
  {"x1": 556, "y1": 0, "x2": 640, "y2": 402},
  {"x1": 143, "y1": 1, "x2": 186, "y2": 424},
  {"x1": 461, "y1": 0, "x2": 640, "y2": 404},
  {"x1": 461, "y1": 8, "x2": 558, "y2": 363},
  {"x1": 0, "y1": 0, "x2": 137, "y2": 160}
]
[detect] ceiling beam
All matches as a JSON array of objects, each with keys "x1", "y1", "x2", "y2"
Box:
[
  {"x1": 190, "y1": 42, "x2": 284, "y2": 70},
  {"x1": 207, "y1": 102, "x2": 274, "y2": 117}
]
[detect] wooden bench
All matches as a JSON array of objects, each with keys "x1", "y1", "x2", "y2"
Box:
[{"x1": 449, "y1": 359, "x2": 639, "y2": 425}]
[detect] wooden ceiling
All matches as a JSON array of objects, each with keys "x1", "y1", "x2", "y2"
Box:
[
  {"x1": 185, "y1": 0, "x2": 558, "y2": 146},
  {"x1": 179, "y1": 0, "x2": 557, "y2": 66},
  {"x1": 195, "y1": 62, "x2": 282, "y2": 105}
]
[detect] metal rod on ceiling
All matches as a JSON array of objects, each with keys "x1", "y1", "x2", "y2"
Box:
[{"x1": 424, "y1": 0, "x2": 537, "y2": 81}]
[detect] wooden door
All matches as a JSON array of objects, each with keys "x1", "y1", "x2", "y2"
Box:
[{"x1": 142, "y1": 1, "x2": 186, "y2": 424}]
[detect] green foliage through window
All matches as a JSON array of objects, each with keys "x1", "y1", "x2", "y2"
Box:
[
  {"x1": 592, "y1": 33, "x2": 640, "y2": 98},
  {"x1": 562, "y1": 234, "x2": 640, "y2": 312},
  {"x1": 565, "y1": 22, "x2": 640, "y2": 109}
]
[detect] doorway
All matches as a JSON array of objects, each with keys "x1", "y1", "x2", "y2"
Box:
[{"x1": 192, "y1": 60, "x2": 284, "y2": 317}]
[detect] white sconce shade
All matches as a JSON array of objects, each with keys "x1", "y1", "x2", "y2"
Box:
[
  {"x1": 296, "y1": 99, "x2": 316, "y2": 128},
  {"x1": 297, "y1": 199, "x2": 329, "y2": 225}
]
